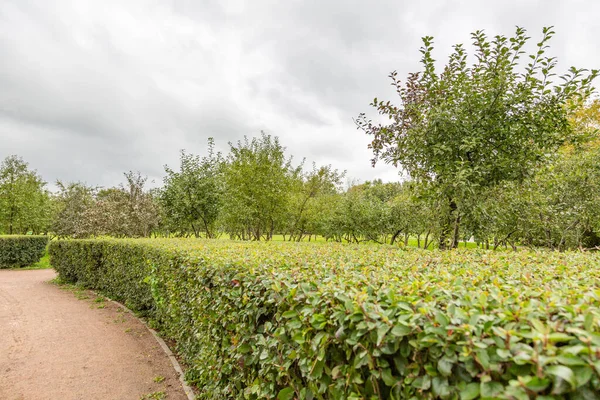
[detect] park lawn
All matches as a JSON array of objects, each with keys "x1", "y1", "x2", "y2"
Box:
[
  {"x1": 199, "y1": 232, "x2": 481, "y2": 249},
  {"x1": 17, "y1": 253, "x2": 51, "y2": 270}
]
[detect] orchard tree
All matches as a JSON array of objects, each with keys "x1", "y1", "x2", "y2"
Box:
[
  {"x1": 221, "y1": 133, "x2": 301, "y2": 240},
  {"x1": 357, "y1": 26, "x2": 598, "y2": 249},
  {"x1": 569, "y1": 98, "x2": 600, "y2": 143},
  {"x1": 0, "y1": 155, "x2": 52, "y2": 234},
  {"x1": 122, "y1": 171, "x2": 160, "y2": 237},
  {"x1": 52, "y1": 181, "x2": 97, "y2": 238},
  {"x1": 353, "y1": 180, "x2": 402, "y2": 244},
  {"x1": 527, "y1": 144, "x2": 600, "y2": 250},
  {"x1": 91, "y1": 171, "x2": 160, "y2": 237},
  {"x1": 161, "y1": 139, "x2": 223, "y2": 238},
  {"x1": 53, "y1": 173, "x2": 159, "y2": 238},
  {"x1": 384, "y1": 182, "x2": 437, "y2": 247},
  {"x1": 339, "y1": 185, "x2": 382, "y2": 243},
  {"x1": 286, "y1": 164, "x2": 344, "y2": 241}
]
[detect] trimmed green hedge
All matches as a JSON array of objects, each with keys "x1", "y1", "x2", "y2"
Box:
[
  {"x1": 0, "y1": 235, "x2": 49, "y2": 268},
  {"x1": 48, "y1": 240, "x2": 153, "y2": 311},
  {"x1": 49, "y1": 239, "x2": 600, "y2": 399}
]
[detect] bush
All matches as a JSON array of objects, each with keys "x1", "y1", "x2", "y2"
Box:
[
  {"x1": 48, "y1": 239, "x2": 154, "y2": 312},
  {"x1": 49, "y1": 239, "x2": 600, "y2": 399},
  {"x1": 0, "y1": 235, "x2": 49, "y2": 268}
]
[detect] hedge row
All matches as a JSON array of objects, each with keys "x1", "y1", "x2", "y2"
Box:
[
  {"x1": 0, "y1": 235, "x2": 49, "y2": 268},
  {"x1": 49, "y1": 239, "x2": 600, "y2": 399}
]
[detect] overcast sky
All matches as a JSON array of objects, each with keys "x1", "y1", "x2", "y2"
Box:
[{"x1": 1, "y1": 0, "x2": 598, "y2": 189}]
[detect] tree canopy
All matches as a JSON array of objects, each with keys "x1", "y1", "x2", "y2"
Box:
[
  {"x1": 0, "y1": 155, "x2": 52, "y2": 234},
  {"x1": 357, "y1": 26, "x2": 598, "y2": 248}
]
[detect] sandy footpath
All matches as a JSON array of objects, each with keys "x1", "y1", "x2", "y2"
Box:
[{"x1": 0, "y1": 269, "x2": 189, "y2": 400}]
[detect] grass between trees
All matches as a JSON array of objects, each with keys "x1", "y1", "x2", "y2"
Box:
[
  {"x1": 18, "y1": 253, "x2": 51, "y2": 270},
  {"x1": 50, "y1": 238, "x2": 600, "y2": 399}
]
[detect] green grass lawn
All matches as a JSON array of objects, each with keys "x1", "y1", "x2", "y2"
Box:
[
  {"x1": 214, "y1": 233, "x2": 480, "y2": 249},
  {"x1": 13, "y1": 253, "x2": 51, "y2": 270}
]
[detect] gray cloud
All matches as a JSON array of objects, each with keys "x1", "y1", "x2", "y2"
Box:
[{"x1": 0, "y1": 0, "x2": 598, "y2": 189}]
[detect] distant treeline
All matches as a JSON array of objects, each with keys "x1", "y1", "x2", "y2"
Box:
[{"x1": 1, "y1": 124, "x2": 598, "y2": 251}]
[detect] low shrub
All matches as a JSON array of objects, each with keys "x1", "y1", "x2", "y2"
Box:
[
  {"x1": 48, "y1": 240, "x2": 154, "y2": 312},
  {"x1": 0, "y1": 235, "x2": 49, "y2": 268},
  {"x1": 49, "y1": 239, "x2": 600, "y2": 399}
]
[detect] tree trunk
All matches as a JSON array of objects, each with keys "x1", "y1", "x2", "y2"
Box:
[
  {"x1": 269, "y1": 220, "x2": 274, "y2": 241},
  {"x1": 451, "y1": 211, "x2": 461, "y2": 249},
  {"x1": 390, "y1": 230, "x2": 402, "y2": 245},
  {"x1": 201, "y1": 218, "x2": 212, "y2": 239},
  {"x1": 190, "y1": 222, "x2": 200, "y2": 238},
  {"x1": 439, "y1": 199, "x2": 458, "y2": 250},
  {"x1": 424, "y1": 230, "x2": 432, "y2": 249}
]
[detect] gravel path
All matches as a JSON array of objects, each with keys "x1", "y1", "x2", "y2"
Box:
[{"x1": 0, "y1": 269, "x2": 189, "y2": 400}]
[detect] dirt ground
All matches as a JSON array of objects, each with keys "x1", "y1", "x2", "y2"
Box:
[{"x1": 0, "y1": 269, "x2": 189, "y2": 400}]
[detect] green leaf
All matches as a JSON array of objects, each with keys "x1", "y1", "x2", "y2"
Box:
[
  {"x1": 432, "y1": 377, "x2": 450, "y2": 398},
  {"x1": 530, "y1": 319, "x2": 547, "y2": 333},
  {"x1": 546, "y1": 365, "x2": 576, "y2": 389},
  {"x1": 277, "y1": 387, "x2": 295, "y2": 400},
  {"x1": 438, "y1": 356, "x2": 454, "y2": 377},
  {"x1": 584, "y1": 312, "x2": 594, "y2": 331},
  {"x1": 521, "y1": 376, "x2": 550, "y2": 392},
  {"x1": 548, "y1": 333, "x2": 573, "y2": 343},
  {"x1": 391, "y1": 323, "x2": 412, "y2": 337},
  {"x1": 480, "y1": 381, "x2": 503, "y2": 398},
  {"x1": 496, "y1": 349, "x2": 511, "y2": 359},
  {"x1": 238, "y1": 344, "x2": 252, "y2": 353},
  {"x1": 381, "y1": 368, "x2": 398, "y2": 386},
  {"x1": 556, "y1": 354, "x2": 586, "y2": 366},
  {"x1": 476, "y1": 349, "x2": 490, "y2": 370},
  {"x1": 310, "y1": 314, "x2": 327, "y2": 330},
  {"x1": 573, "y1": 365, "x2": 593, "y2": 387},
  {"x1": 435, "y1": 312, "x2": 450, "y2": 328},
  {"x1": 460, "y1": 382, "x2": 479, "y2": 400},
  {"x1": 292, "y1": 332, "x2": 305, "y2": 345},
  {"x1": 287, "y1": 319, "x2": 302, "y2": 330},
  {"x1": 376, "y1": 324, "x2": 391, "y2": 346}
]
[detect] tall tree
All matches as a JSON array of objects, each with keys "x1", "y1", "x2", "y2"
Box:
[
  {"x1": 357, "y1": 26, "x2": 598, "y2": 248},
  {"x1": 89, "y1": 172, "x2": 159, "y2": 238},
  {"x1": 52, "y1": 181, "x2": 97, "y2": 238},
  {"x1": 161, "y1": 139, "x2": 223, "y2": 238},
  {"x1": 286, "y1": 164, "x2": 344, "y2": 241},
  {"x1": 221, "y1": 133, "x2": 301, "y2": 240},
  {"x1": 52, "y1": 174, "x2": 159, "y2": 239},
  {"x1": 0, "y1": 155, "x2": 51, "y2": 234}
]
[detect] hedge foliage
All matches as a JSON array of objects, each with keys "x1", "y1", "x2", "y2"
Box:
[
  {"x1": 49, "y1": 239, "x2": 600, "y2": 399},
  {"x1": 0, "y1": 235, "x2": 49, "y2": 268}
]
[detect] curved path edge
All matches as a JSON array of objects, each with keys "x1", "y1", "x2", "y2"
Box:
[
  {"x1": 100, "y1": 295, "x2": 196, "y2": 400},
  {"x1": 0, "y1": 269, "x2": 192, "y2": 400}
]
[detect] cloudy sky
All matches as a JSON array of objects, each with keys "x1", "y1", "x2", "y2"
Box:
[{"x1": 1, "y1": 0, "x2": 598, "y2": 189}]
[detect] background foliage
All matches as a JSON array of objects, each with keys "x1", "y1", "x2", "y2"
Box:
[{"x1": 356, "y1": 26, "x2": 598, "y2": 249}]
